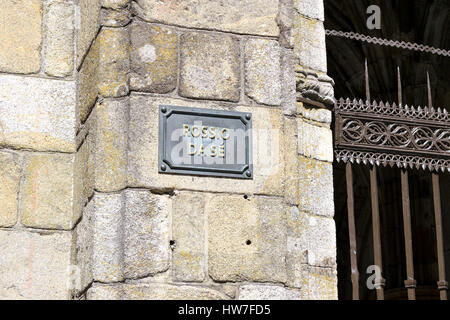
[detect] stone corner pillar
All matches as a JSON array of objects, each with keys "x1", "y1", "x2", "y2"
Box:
[
  {"x1": 292, "y1": 0, "x2": 338, "y2": 300},
  {"x1": 0, "y1": 0, "x2": 101, "y2": 300}
]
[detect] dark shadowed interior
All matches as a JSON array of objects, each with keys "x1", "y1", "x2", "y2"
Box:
[{"x1": 325, "y1": 0, "x2": 450, "y2": 300}]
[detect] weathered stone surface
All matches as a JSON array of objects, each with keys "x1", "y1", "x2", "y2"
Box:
[
  {"x1": 172, "y1": 192, "x2": 206, "y2": 282},
  {"x1": 89, "y1": 190, "x2": 171, "y2": 282},
  {"x1": 294, "y1": 16, "x2": 327, "y2": 72},
  {"x1": 208, "y1": 195, "x2": 287, "y2": 283},
  {"x1": 100, "y1": 7, "x2": 131, "y2": 27},
  {"x1": 0, "y1": 152, "x2": 22, "y2": 227},
  {"x1": 77, "y1": 0, "x2": 101, "y2": 68},
  {"x1": 75, "y1": 199, "x2": 94, "y2": 295},
  {"x1": 283, "y1": 117, "x2": 299, "y2": 206},
  {"x1": 281, "y1": 48, "x2": 297, "y2": 115},
  {"x1": 222, "y1": 284, "x2": 237, "y2": 299},
  {"x1": 92, "y1": 193, "x2": 124, "y2": 283},
  {"x1": 123, "y1": 190, "x2": 170, "y2": 279},
  {"x1": 295, "y1": 0, "x2": 325, "y2": 21},
  {"x1": 294, "y1": 210, "x2": 336, "y2": 267},
  {"x1": 130, "y1": 22, "x2": 177, "y2": 93},
  {"x1": 245, "y1": 39, "x2": 282, "y2": 106},
  {"x1": 98, "y1": 27, "x2": 130, "y2": 97},
  {"x1": 0, "y1": 74, "x2": 77, "y2": 152},
  {"x1": 132, "y1": 0, "x2": 279, "y2": 36},
  {"x1": 124, "y1": 284, "x2": 228, "y2": 300},
  {"x1": 128, "y1": 95, "x2": 285, "y2": 196},
  {"x1": 297, "y1": 120, "x2": 333, "y2": 162},
  {"x1": 20, "y1": 153, "x2": 77, "y2": 230},
  {"x1": 102, "y1": 0, "x2": 129, "y2": 9},
  {"x1": 278, "y1": 0, "x2": 295, "y2": 48},
  {"x1": 86, "y1": 283, "x2": 121, "y2": 300},
  {"x1": 0, "y1": 230, "x2": 73, "y2": 300},
  {"x1": 44, "y1": 2, "x2": 75, "y2": 77},
  {"x1": 238, "y1": 284, "x2": 302, "y2": 300},
  {"x1": 78, "y1": 36, "x2": 99, "y2": 123},
  {"x1": 180, "y1": 33, "x2": 240, "y2": 101},
  {"x1": 300, "y1": 265, "x2": 338, "y2": 300},
  {"x1": 87, "y1": 283, "x2": 228, "y2": 300},
  {"x1": 298, "y1": 156, "x2": 334, "y2": 218},
  {"x1": 0, "y1": 0, "x2": 42, "y2": 73},
  {"x1": 297, "y1": 102, "x2": 332, "y2": 124},
  {"x1": 75, "y1": 110, "x2": 94, "y2": 149},
  {"x1": 286, "y1": 206, "x2": 306, "y2": 288},
  {"x1": 74, "y1": 139, "x2": 94, "y2": 223},
  {"x1": 94, "y1": 98, "x2": 128, "y2": 192},
  {"x1": 19, "y1": 139, "x2": 90, "y2": 231}
]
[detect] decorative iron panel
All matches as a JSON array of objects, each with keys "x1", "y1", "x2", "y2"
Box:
[{"x1": 334, "y1": 99, "x2": 450, "y2": 172}]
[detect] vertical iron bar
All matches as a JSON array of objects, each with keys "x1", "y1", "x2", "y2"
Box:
[
  {"x1": 432, "y1": 173, "x2": 448, "y2": 300},
  {"x1": 401, "y1": 170, "x2": 416, "y2": 300},
  {"x1": 370, "y1": 166, "x2": 385, "y2": 300},
  {"x1": 346, "y1": 163, "x2": 359, "y2": 300},
  {"x1": 428, "y1": 73, "x2": 448, "y2": 300},
  {"x1": 427, "y1": 72, "x2": 433, "y2": 109},
  {"x1": 397, "y1": 66, "x2": 403, "y2": 106},
  {"x1": 398, "y1": 68, "x2": 416, "y2": 300},
  {"x1": 365, "y1": 59, "x2": 371, "y2": 103},
  {"x1": 366, "y1": 59, "x2": 385, "y2": 299}
]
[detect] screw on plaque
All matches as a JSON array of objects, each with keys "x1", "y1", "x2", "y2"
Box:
[
  {"x1": 246, "y1": 114, "x2": 251, "y2": 120},
  {"x1": 161, "y1": 106, "x2": 167, "y2": 113},
  {"x1": 161, "y1": 164, "x2": 167, "y2": 171},
  {"x1": 246, "y1": 170, "x2": 252, "y2": 177}
]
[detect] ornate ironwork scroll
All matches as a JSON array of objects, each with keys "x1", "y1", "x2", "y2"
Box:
[{"x1": 334, "y1": 98, "x2": 450, "y2": 172}]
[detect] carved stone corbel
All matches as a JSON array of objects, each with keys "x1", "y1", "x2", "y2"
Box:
[{"x1": 296, "y1": 65, "x2": 335, "y2": 107}]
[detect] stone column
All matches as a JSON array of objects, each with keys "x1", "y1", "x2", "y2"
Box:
[
  {"x1": 292, "y1": 0, "x2": 338, "y2": 299},
  {"x1": 0, "y1": 0, "x2": 101, "y2": 299}
]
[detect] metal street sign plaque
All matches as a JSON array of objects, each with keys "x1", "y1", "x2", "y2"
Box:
[{"x1": 158, "y1": 105, "x2": 253, "y2": 179}]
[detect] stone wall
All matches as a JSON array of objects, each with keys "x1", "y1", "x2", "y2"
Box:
[
  {"x1": 294, "y1": 0, "x2": 337, "y2": 299},
  {"x1": 0, "y1": 0, "x2": 337, "y2": 300},
  {"x1": 0, "y1": 0, "x2": 100, "y2": 299}
]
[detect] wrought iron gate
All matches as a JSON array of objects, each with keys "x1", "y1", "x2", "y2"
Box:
[{"x1": 334, "y1": 61, "x2": 450, "y2": 300}]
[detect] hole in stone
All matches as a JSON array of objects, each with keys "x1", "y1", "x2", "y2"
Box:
[
  {"x1": 246, "y1": 240, "x2": 252, "y2": 245},
  {"x1": 244, "y1": 195, "x2": 248, "y2": 200},
  {"x1": 169, "y1": 240, "x2": 176, "y2": 246}
]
